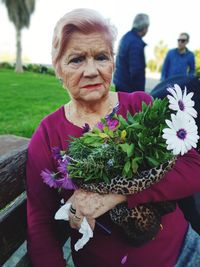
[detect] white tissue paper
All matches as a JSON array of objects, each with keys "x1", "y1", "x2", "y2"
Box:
[{"x1": 54, "y1": 202, "x2": 93, "y2": 251}]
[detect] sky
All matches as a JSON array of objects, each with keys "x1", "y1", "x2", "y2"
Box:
[{"x1": 0, "y1": 0, "x2": 200, "y2": 65}]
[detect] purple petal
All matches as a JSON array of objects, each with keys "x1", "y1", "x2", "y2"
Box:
[
  {"x1": 57, "y1": 157, "x2": 70, "y2": 174},
  {"x1": 121, "y1": 255, "x2": 128, "y2": 265},
  {"x1": 96, "y1": 121, "x2": 104, "y2": 131},
  {"x1": 51, "y1": 147, "x2": 62, "y2": 160},
  {"x1": 82, "y1": 123, "x2": 90, "y2": 133},
  {"x1": 105, "y1": 104, "x2": 119, "y2": 119},
  {"x1": 41, "y1": 169, "x2": 58, "y2": 188},
  {"x1": 56, "y1": 175, "x2": 77, "y2": 190},
  {"x1": 106, "y1": 118, "x2": 119, "y2": 130}
]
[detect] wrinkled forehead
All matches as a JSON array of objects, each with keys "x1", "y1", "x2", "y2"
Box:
[{"x1": 66, "y1": 32, "x2": 112, "y2": 51}]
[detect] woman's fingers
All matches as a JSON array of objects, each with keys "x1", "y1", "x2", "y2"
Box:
[
  {"x1": 68, "y1": 190, "x2": 127, "y2": 229},
  {"x1": 69, "y1": 206, "x2": 83, "y2": 229},
  {"x1": 86, "y1": 217, "x2": 96, "y2": 230}
]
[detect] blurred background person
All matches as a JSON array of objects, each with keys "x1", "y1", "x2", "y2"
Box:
[
  {"x1": 113, "y1": 13, "x2": 149, "y2": 92},
  {"x1": 161, "y1": 33, "x2": 195, "y2": 81}
]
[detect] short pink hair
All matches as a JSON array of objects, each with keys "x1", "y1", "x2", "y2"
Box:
[{"x1": 51, "y1": 8, "x2": 117, "y2": 76}]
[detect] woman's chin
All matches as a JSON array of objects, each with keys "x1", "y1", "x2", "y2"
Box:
[{"x1": 80, "y1": 89, "x2": 108, "y2": 101}]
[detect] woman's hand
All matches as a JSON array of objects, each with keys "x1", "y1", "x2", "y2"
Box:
[{"x1": 67, "y1": 189, "x2": 126, "y2": 230}]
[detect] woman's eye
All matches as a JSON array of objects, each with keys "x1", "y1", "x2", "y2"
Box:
[
  {"x1": 95, "y1": 54, "x2": 109, "y2": 61},
  {"x1": 69, "y1": 56, "x2": 84, "y2": 64}
]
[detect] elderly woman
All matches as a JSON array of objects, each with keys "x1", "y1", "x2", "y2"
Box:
[{"x1": 26, "y1": 8, "x2": 200, "y2": 267}]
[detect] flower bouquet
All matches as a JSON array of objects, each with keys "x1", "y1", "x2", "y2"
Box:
[{"x1": 42, "y1": 84, "x2": 199, "y2": 246}]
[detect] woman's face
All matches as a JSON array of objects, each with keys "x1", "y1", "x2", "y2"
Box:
[{"x1": 60, "y1": 31, "x2": 114, "y2": 102}]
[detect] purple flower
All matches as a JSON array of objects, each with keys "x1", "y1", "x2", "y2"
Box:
[
  {"x1": 51, "y1": 147, "x2": 62, "y2": 160},
  {"x1": 106, "y1": 118, "x2": 119, "y2": 130},
  {"x1": 41, "y1": 169, "x2": 58, "y2": 188},
  {"x1": 121, "y1": 255, "x2": 128, "y2": 265},
  {"x1": 105, "y1": 103, "x2": 120, "y2": 119},
  {"x1": 82, "y1": 123, "x2": 90, "y2": 133},
  {"x1": 96, "y1": 121, "x2": 104, "y2": 131},
  {"x1": 56, "y1": 174, "x2": 77, "y2": 190},
  {"x1": 57, "y1": 156, "x2": 70, "y2": 175}
]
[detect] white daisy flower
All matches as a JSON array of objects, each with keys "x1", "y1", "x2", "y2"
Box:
[
  {"x1": 162, "y1": 112, "x2": 199, "y2": 155},
  {"x1": 167, "y1": 84, "x2": 197, "y2": 118}
]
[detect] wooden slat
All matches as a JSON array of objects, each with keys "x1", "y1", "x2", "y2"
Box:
[
  {"x1": 0, "y1": 193, "x2": 27, "y2": 266},
  {"x1": 15, "y1": 254, "x2": 32, "y2": 267},
  {"x1": 0, "y1": 145, "x2": 28, "y2": 210}
]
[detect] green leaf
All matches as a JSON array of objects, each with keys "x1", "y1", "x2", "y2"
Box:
[
  {"x1": 127, "y1": 122, "x2": 143, "y2": 130},
  {"x1": 103, "y1": 174, "x2": 110, "y2": 183},
  {"x1": 119, "y1": 143, "x2": 130, "y2": 153},
  {"x1": 118, "y1": 115, "x2": 129, "y2": 128},
  {"x1": 108, "y1": 130, "x2": 114, "y2": 137},
  {"x1": 131, "y1": 158, "x2": 139, "y2": 173},
  {"x1": 127, "y1": 143, "x2": 135, "y2": 157},
  {"x1": 146, "y1": 156, "x2": 160, "y2": 167},
  {"x1": 124, "y1": 160, "x2": 131, "y2": 174},
  {"x1": 126, "y1": 111, "x2": 135, "y2": 124}
]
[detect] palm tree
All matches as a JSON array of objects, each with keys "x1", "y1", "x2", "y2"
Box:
[{"x1": 2, "y1": 0, "x2": 35, "y2": 72}]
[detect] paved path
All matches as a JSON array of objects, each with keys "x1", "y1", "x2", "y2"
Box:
[{"x1": 145, "y1": 77, "x2": 160, "y2": 93}]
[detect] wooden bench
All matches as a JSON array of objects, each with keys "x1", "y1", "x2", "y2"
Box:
[
  {"x1": 0, "y1": 135, "x2": 30, "y2": 267},
  {"x1": 0, "y1": 135, "x2": 73, "y2": 267}
]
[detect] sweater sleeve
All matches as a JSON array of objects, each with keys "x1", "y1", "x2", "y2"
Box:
[
  {"x1": 26, "y1": 122, "x2": 69, "y2": 267},
  {"x1": 127, "y1": 148, "x2": 200, "y2": 208}
]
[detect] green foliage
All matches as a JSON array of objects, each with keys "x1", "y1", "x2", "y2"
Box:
[
  {"x1": 147, "y1": 40, "x2": 168, "y2": 73},
  {"x1": 147, "y1": 59, "x2": 157, "y2": 73},
  {"x1": 0, "y1": 62, "x2": 14, "y2": 69},
  {"x1": 66, "y1": 98, "x2": 173, "y2": 183},
  {"x1": 2, "y1": 0, "x2": 35, "y2": 30},
  {"x1": 194, "y1": 49, "x2": 200, "y2": 76},
  {"x1": 68, "y1": 139, "x2": 124, "y2": 183},
  {"x1": 26, "y1": 63, "x2": 41, "y2": 73},
  {"x1": 46, "y1": 67, "x2": 55, "y2": 76},
  {"x1": 25, "y1": 64, "x2": 55, "y2": 75}
]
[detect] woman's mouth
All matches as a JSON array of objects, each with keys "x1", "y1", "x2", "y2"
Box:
[{"x1": 82, "y1": 83, "x2": 102, "y2": 89}]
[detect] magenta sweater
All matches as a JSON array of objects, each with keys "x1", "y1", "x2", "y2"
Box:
[{"x1": 26, "y1": 92, "x2": 200, "y2": 267}]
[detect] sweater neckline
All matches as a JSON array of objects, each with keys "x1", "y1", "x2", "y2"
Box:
[{"x1": 61, "y1": 92, "x2": 122, "y2": 130}]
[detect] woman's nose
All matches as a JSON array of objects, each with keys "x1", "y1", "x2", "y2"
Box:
[{"x1": 83, "y1": 58, "x2": 98, "y2": 77}]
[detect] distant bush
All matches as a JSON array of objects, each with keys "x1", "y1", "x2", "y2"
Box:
[
  {"x1": 0, "y1": 62, "x2": 14, "y2": 69},
  {"x1": 26, "y1": 64, "x2": 42, "y2": 73},
  {"x1": 196, "y1": 67, "x2": 200, "y2": 77},
  {"x1": 0, "y1": 62, "x2": 55, "y2": 76},
  {"x1": 46, "y1": 67, "x2": 55, "y2": 76},
  {"x1": 147, "y1": 59, "x2": 157, "y2": 73}
]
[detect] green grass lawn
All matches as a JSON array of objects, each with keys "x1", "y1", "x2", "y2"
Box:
[
  {"x1": 0, "y1": 69, "x2": 70, "y2": 137},
  {"x1": 0, "y1": 68, "x2": 116, "y2": 138}
]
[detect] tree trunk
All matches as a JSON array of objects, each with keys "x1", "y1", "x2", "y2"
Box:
[{"x1": 15, "y1": 28, "x2": 23, "y2": 73}]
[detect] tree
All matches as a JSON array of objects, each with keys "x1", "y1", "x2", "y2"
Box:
[
  {"x1": 2, "y1": 0, "x2": 35, "y2": 72},
  {"x1": 154, "y1": 40, "x2": 168, "y2": 72},
  {"x1": 147, "y1": 59, "x2": 157, "y2": 73},
  {"x1": 147, "y1": 40, "x2": 168, "y2": 73},
  {"x1": 194, "y1": 49, "x2": 200, "y2": 76}
]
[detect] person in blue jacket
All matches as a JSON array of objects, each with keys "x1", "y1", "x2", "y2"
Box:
[
  {"x1": 161, "y1": 33, "x2": 195, "y2": 81},
  {"x1": 113, "y1": 13, "x2": 149, "y2": 92}
]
